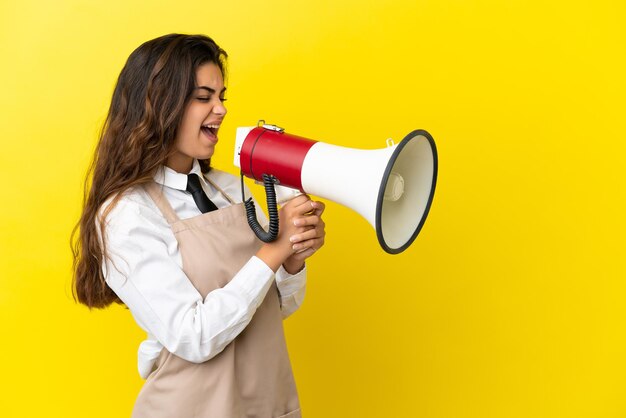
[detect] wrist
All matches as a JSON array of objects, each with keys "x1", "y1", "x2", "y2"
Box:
[
  {"x1": 282, "y1": 258, "x2": 305, "y2": 275},
  {"x1": 256, "y1": 244, "x2": 290, "y2": 273}
]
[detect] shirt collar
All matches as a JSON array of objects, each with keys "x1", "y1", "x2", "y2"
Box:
[{"x1": 153, "y1": 159, "x2": 208, "y2": 191}]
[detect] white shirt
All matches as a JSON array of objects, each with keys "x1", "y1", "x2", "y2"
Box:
[{"x1": 100, "y1": 160, "x2": 306, "y2": 379}]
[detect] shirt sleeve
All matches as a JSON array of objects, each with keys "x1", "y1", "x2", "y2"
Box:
[
  {"x1": 101, "y1": 197, "x2": 275, "y2": 365},
  {"x1": 245, "y1": 181, "x2": 308, "y2": 319},
  {"x1": 275, "y1": 265, "x2": 307, "y2": 319}
]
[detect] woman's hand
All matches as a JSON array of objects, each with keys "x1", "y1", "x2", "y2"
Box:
[
  {"x1": 282, "y1": 199, "x2": 326, "y2": 274},
  {"x1": 256, "y1": 195, "x2": 325, "y2": 272}
]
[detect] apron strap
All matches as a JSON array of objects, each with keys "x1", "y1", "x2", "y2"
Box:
[
  {"x1": 204, "y1": 173, "x2": 236, "y2": 205},
  {"x1": 144, "y1": 182, "x2": 181, "y2": 224}
]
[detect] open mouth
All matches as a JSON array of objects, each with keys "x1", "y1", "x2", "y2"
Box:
[{"x1": 201, "y1": 123, "x2": 220, "y2": 139}]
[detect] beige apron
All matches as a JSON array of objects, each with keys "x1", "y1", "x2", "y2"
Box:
[{"x1": 132, "y1": 179, "x2": 301, "y2": 418}]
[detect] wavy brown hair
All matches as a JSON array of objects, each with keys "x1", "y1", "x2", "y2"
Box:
[{"x1": 71, "y1": 34, "x2": 228, "y2": 308}]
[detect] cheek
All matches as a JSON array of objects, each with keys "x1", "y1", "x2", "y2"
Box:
[
  {"x1": 181, "y1": 110, "x2": 202, "y2": 134},
  {"x1": 176, "y1": 110, "x2": 204, "y2": 148}
]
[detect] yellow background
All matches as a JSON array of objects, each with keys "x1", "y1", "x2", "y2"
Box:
[{"x1": 1, "y1": 0, "x2": 625, "y2": 416}]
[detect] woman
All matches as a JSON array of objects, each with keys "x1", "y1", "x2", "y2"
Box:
[{"x1": 72, "y1": 33, "x2": 325, "y2": 418}]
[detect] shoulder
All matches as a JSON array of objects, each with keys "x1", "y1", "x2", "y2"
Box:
[{"x1": 98, "y1": 185, "x2": 168, "y2": 233}]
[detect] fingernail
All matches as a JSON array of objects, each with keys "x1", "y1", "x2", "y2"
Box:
[
  {"x1": 293, "y1": 219, "x2": 302, "y2": 226},
  {"x1": 289, "y1": 236, "x2": 297, "y2": 243},
  {"x1": 292, "y1": 244, "x2": 301, "y2": 251}
]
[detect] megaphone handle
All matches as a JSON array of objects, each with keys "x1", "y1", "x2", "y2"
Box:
[{"x1": 242, "y1": 173, "x2": 280, "y2": 243}]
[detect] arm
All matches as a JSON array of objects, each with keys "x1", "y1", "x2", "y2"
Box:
[
  {"x1": 102, "y1": 192, "x2": 319, "y2": 362},
  {"x1": 249, "y1": 184, "x2": 326, "y2": 318},
  {"x1": 274, "y1": 199, "x2": 326, "y2": 318},
  {"x1": 102, "y1": 198, "x2": 276, "y2": 364}
]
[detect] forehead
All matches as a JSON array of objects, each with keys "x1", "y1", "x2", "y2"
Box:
[{"x1": 195, "y1": 62, "x2": 224, "y2": 88}]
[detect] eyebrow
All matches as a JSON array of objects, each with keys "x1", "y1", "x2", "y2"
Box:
[{"x1": 195, "y1": 86, "x2": 227, "y2": 94}]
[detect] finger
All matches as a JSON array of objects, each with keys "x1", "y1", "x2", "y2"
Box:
[
  {"x1": 290, "y1": 197, "x2": 319, "y2": 215},
  {"x1": 291, "y1": 247, "x2": 316, "y2": 261},
  {"x1": 311, "y1": 201, "x2": 325, "y2": 217},
  {"x1": 292, "y1": 214, "x2": 320, "y2": 227},
  {"x1": 293, "y1": 224, "x2": 315, "y2": 234},
  {"x1": 291, "y1": 237, "x2": 324, "y2": 253},
  {"x1": 289, "y1": 228, "x2": 323, "y2": 244},
  {"x1": 294, "y1": 216, "x2": 325, "y2": 230},
  {"x1": 281, "y1": 194, "x2": 311, "y2": 209}
]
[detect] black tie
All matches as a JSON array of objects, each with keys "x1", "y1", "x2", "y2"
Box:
[{"x1": 186, "y1": 173, "x2": 218, "y2": 213}]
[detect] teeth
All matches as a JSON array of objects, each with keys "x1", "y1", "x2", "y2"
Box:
[{"x1": 203, "y1": 124, "x2": 220, "y2": 129}]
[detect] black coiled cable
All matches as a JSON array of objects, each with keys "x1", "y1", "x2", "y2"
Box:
[{"x1": 241, "y1": 173, "x2": 280, "y2": 242}]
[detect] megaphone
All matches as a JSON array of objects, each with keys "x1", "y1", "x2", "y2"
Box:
[{"x1": 234, "y1": 121, "x2": 438, "y2": 254}]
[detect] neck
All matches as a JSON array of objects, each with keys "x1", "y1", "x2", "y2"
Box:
[{"x1": 165, "y1": 153, "x2": 193, "y2": 173}]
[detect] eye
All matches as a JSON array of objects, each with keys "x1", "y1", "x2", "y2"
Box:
[{"x1": 197, "y1": 96, "x2": 227, "y2": 102}]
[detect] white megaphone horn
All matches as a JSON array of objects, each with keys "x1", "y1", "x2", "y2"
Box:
[{"x1": 234, "y1": 121, "x2": 438, "y2": 254}]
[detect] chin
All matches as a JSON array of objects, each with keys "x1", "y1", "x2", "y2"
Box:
[{"x1": 197, "y1": 148, "x2": 215, "y2": 160}]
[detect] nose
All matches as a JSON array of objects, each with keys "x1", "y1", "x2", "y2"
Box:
[{"x1": 213, "y1": 99, "x2": 227, "y2": 116}]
